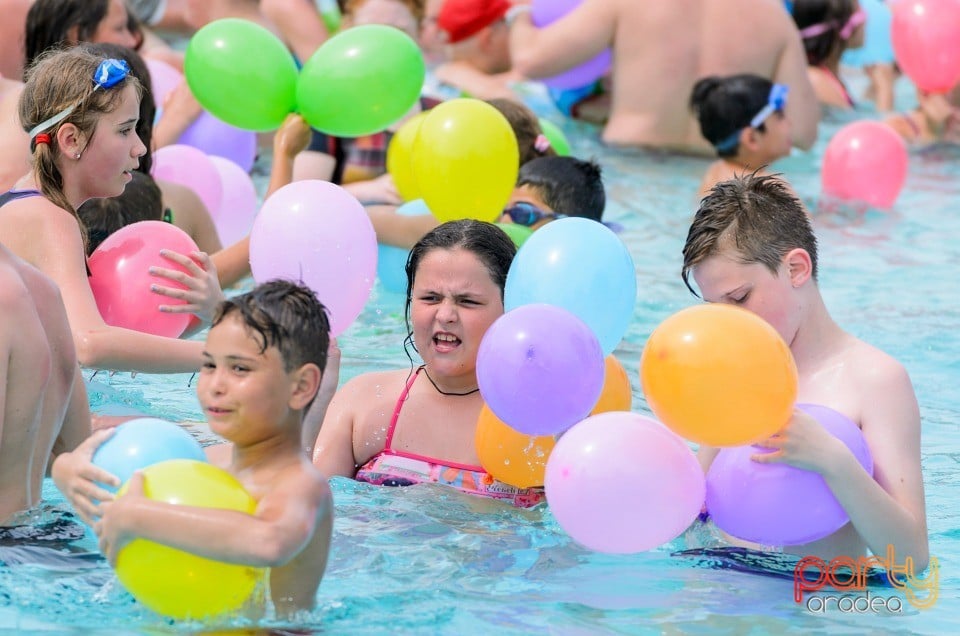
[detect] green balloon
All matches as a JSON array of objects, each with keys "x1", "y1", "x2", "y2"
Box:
[
  {"x1": 297, "y1": 25, "x2": 426, "y2": 137},
  {"x1": 496, "y1": 223, "x2": 534, "y2": 248},
  {"x1": 538, "y1": 118, "x2": 572, "y2": 156},
  {"x1": 185, "y1": 19, "x2": 298, "y2": 131}
]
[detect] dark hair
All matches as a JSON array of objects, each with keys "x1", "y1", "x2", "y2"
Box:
[
  {"x1": 80, "y1": 42, "x2": 155, "y2": 174},
  {"x1": 681, "y1": 173, "x2": 818, "y2": 297},
  {"x1": 79, "y1": 171, "x2": 164, "y2": 255},
  {"x1": 486, "y1": 98, "x2": 557, "y2": 166},
  {"x1": 517, "y1": 156, "x2": 605, "y2": 221},
  {"x1": 792, "y1": 0, "x2": 857, "y2": 66},
  {"x1": 24, "y1": 0, "x2": 111, "y2": 74},
  {"x1": 402, "y1": 220, "x2": 515, "y2": 357},
  {"x1": 213, "y1": 280, "x2": 331, "y2": 408},
  {"x1": 690, "y1": 74, "x2": 774, "y2": 157}
]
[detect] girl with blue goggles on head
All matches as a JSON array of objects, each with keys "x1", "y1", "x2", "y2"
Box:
[{"x1": 689, "y1": 75, "x2": 801, "y2": 202}]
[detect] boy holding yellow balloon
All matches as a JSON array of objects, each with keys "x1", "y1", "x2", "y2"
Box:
[{"x1": 679, "y1": 173, "x2": 929, "y2": 571}]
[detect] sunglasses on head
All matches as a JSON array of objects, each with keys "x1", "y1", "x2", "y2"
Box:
[{"x1": 503, "y1": 201, "x2": 566, "y2": 227}]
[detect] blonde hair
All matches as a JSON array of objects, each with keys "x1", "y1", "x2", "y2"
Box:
[{"x1": 19, "y1": 46, "x2": 142, "y2": 245}]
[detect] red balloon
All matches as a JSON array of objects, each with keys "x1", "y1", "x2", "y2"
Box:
[
  {"x1": 892, "y1": 0, "x2": 960, "y2": 93},
  {"x1": 821, "y1": 121, "x2": 909, "y2": 209},
  {"x1": 88, "y1": 221, "x2": 199, "y2": 337}
]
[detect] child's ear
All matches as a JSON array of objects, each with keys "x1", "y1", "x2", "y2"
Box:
[
  {"x1": 741, "y1": 127, "x2": 762, "y2": 152},
  {"x1": 56, "y1": 123, "x2": 86, "y2": 160},
  {"x1": 289, "y1": 363, "x2": 322, "y2": 410},
  {"x1": 784, "y1": 248, "x2": 813, "y2": 287}
]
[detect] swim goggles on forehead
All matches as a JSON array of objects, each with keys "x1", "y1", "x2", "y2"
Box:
[
  {"x1": 714, "y1": 84, "x2": 789, "y2": 153},
  {"x1": 28, "y1": 58, "x2": 131, "y2": 140},
  {"x1": 799, "y1": 7, "x2": 867, "y2": 41},
  {"x1": 503, "y1": 201, "x2": 566, "y2": 226}
]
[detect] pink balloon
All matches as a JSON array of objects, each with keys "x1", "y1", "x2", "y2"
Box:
[
  {"x1": 249, "y1": 180, "x2": 377, "y2": 336},
  {"x1": 88, "y1": 221, "x2": 200, "y2": 338},
  {"x1": 208, "y1": 156, "x2": 259, "y2": 246},
  {"x1": 892, "y1": 0, "x2": 960, "y2": 93},
  {"x1": 177, "y1": 112, "x2": 258, "y2": 173},
  {"x1": 821, "y1": 121, "x2": 908, "y2": 209},
  {"x1": 545, "y1": 412, "x2": 705, "y2": 553},
  {"x1": 144, "y1": 58, "x2": 183, "y2": 106},
  {"x1": 152, "y1": 144, "x2": 224, "y2": 217}
]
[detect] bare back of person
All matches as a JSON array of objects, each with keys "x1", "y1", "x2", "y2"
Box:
[
  {"x1": 0, "y1": 77, "x2": 30, "y2": 191},
  {"x1": 0, "y1": 247, "x2": 82, "y2": 523}
]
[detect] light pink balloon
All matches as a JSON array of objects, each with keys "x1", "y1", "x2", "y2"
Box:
[
  {"x1": 821, "y1": 121, "x2": 909, "y2": 209},
  {"x1": 249, "y1": 180, "x2": 377, "y2": 336},
  {"x1": 88, "y1": 221, "x2": 199, "y2": 338},
  {"x1": 545, "y1": 412, "x2": 705, "y2": 553},
  {"x1": 178, "y1": 112, "x2": 258, "y2": 173},
  {"x1": 144, "y1": 58, "x2": 183, "y2": 106},
  {"x1": 208, "y1": 156, "x2": 259, "y2": 246},
  {"x1": 152, "y1": 144, "x2": 224, "y2": 217}
]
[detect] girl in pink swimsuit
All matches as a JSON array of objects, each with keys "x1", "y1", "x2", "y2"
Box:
[{"x1": 792, "y1": 0, "x2": 866, "y2": 110}]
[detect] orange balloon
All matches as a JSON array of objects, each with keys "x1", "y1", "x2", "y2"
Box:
[
  {"x1": 386, "y1": 111, "x2": 428, "y2": 202},
  {"x1": 590, "y1": 355, "x2": 632, "y2": 415},
  {"x1": 640, "y1": 304, "x2": 798, "y2": 447},
  {"x1": 475, "y1": 404, "x2": 556, "y2": 489}
]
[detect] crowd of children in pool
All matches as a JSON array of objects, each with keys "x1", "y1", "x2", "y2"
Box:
[{"x1": 0, "y1": 0, "x2": 943, "y2": 619}]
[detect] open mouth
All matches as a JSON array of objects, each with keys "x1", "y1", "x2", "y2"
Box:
[{"x1": 433, "y1": 332, "x2": 461, "y2": 351}]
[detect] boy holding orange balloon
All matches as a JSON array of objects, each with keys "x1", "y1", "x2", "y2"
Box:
[
  {"x1": 678, "y1": 173, "x2": 929, "y2": 571},
  {"x1": 57, "y1": 280, "x2": 336, "y2": 616}
]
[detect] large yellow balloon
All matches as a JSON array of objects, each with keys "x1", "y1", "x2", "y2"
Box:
[
  {"x1": 386, "y1": 112, "x2": 428, "y2": 202},
  {"x1": 411, "y1": 99, "x2": 519, "y2": 223},
  {"x1": 590, "y1": 355, "x2": 632, "y2": 415},
  {"x1": 640, "y1": 304, "x2": 798, "y2": 447},
  {"x1": 475, "y1": 404, "x2": 555, "y2": 489},
  {"x1": 115, "y1": 460, "x2": 265, "y2": 620}
]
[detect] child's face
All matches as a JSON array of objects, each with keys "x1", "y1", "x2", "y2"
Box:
[
  {"x1": 758, "y1": 111, "x2": 793, "y2": 163},
  {"x1": 410, "y1": 247, "x2": 504, "y2": 379},
  {"x1": 500, "y1": 185, "x2": 555, "y2": 230},
  {"x1": 76, "y1": 84, "x2": 146, "y2": 200},
  {"x1": 198, "y1": 314, "x2": 299, "y2": 444},
  {"x1": 691, "y1": 250, "x2": 799, "y2": 346}
]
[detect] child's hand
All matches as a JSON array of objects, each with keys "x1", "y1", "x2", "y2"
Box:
[
  {"x1": 95, "y1": 471, "x2": 145, "y2": 567},
  {"x1": 750, "y1": 408, "x2": 848, "y2": 476},
  {"x1": 51, "y1": 428, "x2": 120, "y2": 525},
  {"x1": 150, "y1": 250, "x2": 226, "y2": 324},
  {"x1": 274, "y1": 113, "x2": 313, "y2": 159}
]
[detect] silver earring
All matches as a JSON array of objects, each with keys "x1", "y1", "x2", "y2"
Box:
[{"x1": 74, "y1": 152, "x2": 81, "y2": 160}]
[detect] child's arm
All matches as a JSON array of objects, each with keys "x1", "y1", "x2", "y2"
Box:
[
  {"x1": 367, "y1": 205, "x2": 439, "y2": 250},
  {"x1": 302, "y1": 339, "x2": 341, "y2": 454},
  {"x1": 96, "y1": 465, "x2": 332, "y2": 570},
  {"x1": 311, "y1": 376, "x2": 364, "y2": 478},
  {"x1": 267, "y1": 113, "x2": 313, "y2": 199}
]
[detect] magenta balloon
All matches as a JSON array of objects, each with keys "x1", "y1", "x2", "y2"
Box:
[
  {"x1": 821, "y1": 121, "x2": 908, "y2": 209},
  {"x1": 705, "y1": 404, "x2": 874, "y2": 546},
  {"x1": 178, "y1": 112, "x2": 258, "y2": 173},
  {"x1": 249, "y1": 180, "x2": 377, "y2": 337},
  {"x1": 88, "y1": 221, "x2": 199, "y2": 337},
  {"x1": 545, "y1": 412, "x2": 705, "y2": 553},
  {"x1": 476, "y1": 303, "x2": 604, "y2": 436},
  {"x1": 208, "y1": 156, "x2": 258, "y2": 246},
  {"x1": 892, "y1": 0, "x2": 960, "y2": 93},
  {"x1": 144, "y1": 58, "x2": 183, "y2": 106},
  {"x1": 531, "y1": 0, "x2": 611, "y2": 90},
  {"x1": 152, "y1": 144, "x2": 224, "y2": 217}
]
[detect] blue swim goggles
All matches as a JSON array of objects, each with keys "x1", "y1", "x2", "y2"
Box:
[
  {"x1": 29, "y1": 58, "x2": 131, "y2": 140},
  {"x1": 504, "y1": 201, "x2": 566, "y2": 226},
  {"x1": 714, "y1": 83, "x2": 789, "y2": 153}
]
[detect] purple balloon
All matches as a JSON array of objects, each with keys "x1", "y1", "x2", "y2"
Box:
[
  {"x1": 208, "y1": 156, "x2": 258, "y2": 246},
  {"x1": 705, "y1": 404, "x2": 874, "y2": 546},
  {"x1": 477, "y1": 303, "x2": 604, "y2": 436},
  {"x1": 178, "y1": 111, "x2": 258, "y2": 173},
  {"x1": 531, "y1": 0, "x2": 611, "y2": 90}
]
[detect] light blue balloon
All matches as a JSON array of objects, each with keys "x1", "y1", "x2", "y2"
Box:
[
  {"x1": 377, "y1": 199, "x2": 433, "y2": 294},
  {"x1": 92, "y1": 418, "x2": 207, "y2": 493},
  {"x1": 504, "y1": 218, "x2": 637, "y2": 355}
]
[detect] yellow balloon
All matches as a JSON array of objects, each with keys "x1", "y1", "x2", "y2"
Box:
[
  {"x1": 411, "y1": 99, "x2": 519, "y2": 223},
  {"x1": 640, "y1": 304, "x2": 798, "y2": 447},
  {"x1": 115, "y1": 460, "x2": 266, "y2": 620},
  {"x1": 590, "y1": 355, "x2": 633, "y2": 415},
  {"x1": 386, "y1": 111, "x2": 428, "y2": 202},
  {"x1": 475, "y1": 404, "x2": 555, "y2": 489}
]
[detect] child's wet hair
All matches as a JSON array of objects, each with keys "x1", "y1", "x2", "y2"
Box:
[
  {"x1": 792, "y1": 0, "x2": 859, "y2": 65},
  {"x1": 690, "y1": 74, "x2": 775, "y2": 157},
  {"x1": 517, "y1": 156, "x2": 605, "y2": 221},
  {"x1": 681, "y1": 173, "x2": 818, "y2": 296},
  {"x1": 79, "y1": 171, "x2": 164, "y2": 256},
  {"x1": 213, "y1": 280, "x2": 332, "y2": 378},
  {"x1": 24, "y1": 0, "x2": 113, "y2": 72},
  {"x1": 486, "y1": 98, "x2": 557, "y2": 166}
]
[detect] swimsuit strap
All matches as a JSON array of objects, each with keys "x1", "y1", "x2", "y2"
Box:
[
  {"x1": 817, "y1": 66, "x2": 855, "y2": 107},
  {"x1": 383, "y1": 367, "x2": 422, "y2": 451}
]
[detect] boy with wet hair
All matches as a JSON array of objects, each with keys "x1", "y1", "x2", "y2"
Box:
[
  {"x1": 681, "y1": 173, "x2": 929, "y2": 570},
  {"x1": 502, "y1": 156, "x2": 606, "y2": 228},
  {"x1": 54, "y1": 280, "x2": 336, "y2": 616}
]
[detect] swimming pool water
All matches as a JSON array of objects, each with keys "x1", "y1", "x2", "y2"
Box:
[{"x1": 2, "y1": 74, "x2": 958, "y2": 634}]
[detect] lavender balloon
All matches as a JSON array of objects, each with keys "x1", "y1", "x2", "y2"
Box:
[
  {"x1": 208, "y1": 156, "x2": 258, "y2": 246},
  {"x1": 705, "y1": 404, "x2": 874, "y2": 546},
  {"x1": 178, "y1": 112, "x2": 258, "y2": 173},
  {"x1": 477, "y1": 303, "x2": 604, "y2": 436},
  {"x1": 531, "y1": 0, "x2": 611, "y2": 90}
]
